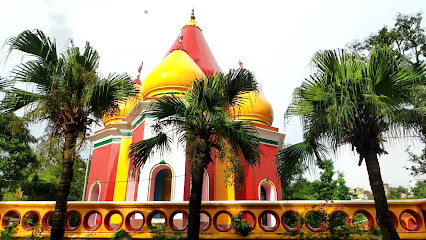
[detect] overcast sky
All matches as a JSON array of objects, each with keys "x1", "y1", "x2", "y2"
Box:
[{"x1": 1, "y1": 0, "x2": 426, "y2": 191}]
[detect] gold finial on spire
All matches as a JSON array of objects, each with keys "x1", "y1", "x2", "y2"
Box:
[
  {"x1": 191, "y1": 8, "x2": 195, "y2": 19},
  {"x1": 187, "y1": 8, "x2": 198, "y2": 26}
]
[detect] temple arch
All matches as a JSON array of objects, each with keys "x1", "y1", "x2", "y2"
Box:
[
  {"x1": 258, "y1": 179, "x2": 277, "y2": 201},
  {"x1": 148, "y1": 164, "x2": 174, "y2": 201},
  {"x1": 88, "y1": 181, "x2": 101, "y2": 201},
  {"x1": 202, "y1": 170, "x2": 209, "y2": 201}
]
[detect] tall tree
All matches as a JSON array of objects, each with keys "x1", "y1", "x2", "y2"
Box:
[
  {"x1": 0, "y1": 30, "x2": 135, "y2": 239},
  {"x1": 0, "y1": 113, "x2": 37, "y2": 200},
  {"x1": 282, "y1": 47, "x2": 424, "y2": 239},
  {"x1": 129, "y1": 69, "x2": 259, "y2": 240},
  {"x1": 347, "y1": 12, "x2": 426, "y2": 64}
]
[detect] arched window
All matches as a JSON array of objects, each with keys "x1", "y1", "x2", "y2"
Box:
[
  {"x1": 259, "y1": 179, "x2": 277, "y2": 227},
  {"x1": 88, "y1": 181, "x2": 100, "y2": 226},
  {"x1": 148, "y1": 164, "x2": 173, "y2": 201},
  {"x1": 89, "y1": 181, "x2": 101, "y2": 201},
  {"x1": 202, "y1": 170, "x2": 209, "y2": 201},
  {"x1": 258, "y1": 179, "x2": 277, "y2": 201}
]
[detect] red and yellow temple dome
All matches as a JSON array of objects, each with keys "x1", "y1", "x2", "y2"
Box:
[
  {"x1": 141, "y1": 49, "x2": 205, "y2": 100},
  {"x1": 231, "y1": 91, "x2": 274, "y2": 126}
]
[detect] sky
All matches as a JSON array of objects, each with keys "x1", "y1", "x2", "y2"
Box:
[{"x1": 0, "y1": 0, "x2": 426, "y2": 191}]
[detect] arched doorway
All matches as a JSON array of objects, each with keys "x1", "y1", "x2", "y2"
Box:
[
  {"x1": 89, "y1": 181, "x2": 101, "y2": 201},
  {"x1": 202, "y1": 170, "x2": 209, "y2": 202},
  {"x1": 259, "y1": 180, "x2": 277, "y2": 228},
  {"x1": 88, "y1": 182, "x2": 101, "y2": 226},
  {"x1": 149, "y1": 164, "x2": 173, "y2": 201},
  {"x1": 258, "y1": 180, "x2": 277, "y2": 201}
]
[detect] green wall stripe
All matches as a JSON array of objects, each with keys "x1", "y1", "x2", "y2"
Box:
[
  {"x1": 258, "y1": 138, "x2": 278, "y2": 146},
  {"x1": 151, "y1": 92, "x2": 183, "y2": 97},
  {"x1": 94, "y1": 138, "x2": 121, "y2": 148},
  {"x1": 122, "y1": 132, "x2": 132, "y2": 137},
  {"x1": 133, "y1": 114, "x2": 154, "y2": 129},
  {"x1": 238, "y1": 118, "x2": 271, "y2": 126}
]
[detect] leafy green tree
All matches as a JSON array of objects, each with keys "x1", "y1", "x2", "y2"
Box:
[
  {"x1": 281, "y1": 47, "x2": 425, "y2": 239},
  {"x1": 22, "y1": 137, "x2": 87, "y2": 201},
  {"x1": 286, "y1": 177, "x2": 316, "y2": 200},
  {"x1": 311, "y1": 160, "x2": 351, "y2": 200},
  {"x1": 0, "y1": 30, "x2": 135, "y2": 239},
  {"x1": 411, "y1": 181, "x2": 426, "y2": 198},
  {"x1": 0, "y1": 113, "x2": 37, "y2": 200},
  {"x1": 387, "y1": 186, "x2": 409, "y2": 199},
  {"x1": 347, "y1": 12, "x2": 426, "y2": 64},
  {"x1": 285, "y1": 160, "x2": 350, "y2": 200},
  {"x1": 129, "y1": 69, "x2": 259, "y2": 240}
]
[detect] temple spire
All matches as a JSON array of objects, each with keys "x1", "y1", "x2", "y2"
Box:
[{"x1": 187, "y1": 8, "x2": 198, "y2": 26}]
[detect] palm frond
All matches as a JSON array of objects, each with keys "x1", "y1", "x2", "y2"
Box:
[
  {"x1": 129, "y1": 132, "x2": 172, "y2": 170},
  {"x1": 84, "y1": 73, "x2": 134, "y2": 118},
  {"x1": 223, "y1": 68, "x2": 258, "y2": 107},
  {"x1": 10, "y1": 60, "x2": 53, "y2": 92},
  {"x1": 149, "y1": 95, "x2": 187, "y2": 120},
  {"x1": 276, "y1": 141, "x2": 327, "y2": 186},
  {"x1": 1, "y1": 87, "x2": 43, "y2": 113},
  {"x1": 6, "y1": 29, "x2": 58, "y2": 64},
  {"x1": 217, "y1": 120, "x2": 260, "y2": 166}
]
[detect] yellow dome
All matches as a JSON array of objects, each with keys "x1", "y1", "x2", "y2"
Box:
[
  {"x1": 142, "y1": 49, "x2": 205, "y2": 100},
  {"x1": 231, "y1": 91, "x2": 274, "y2": 126},
  {"x1": 102, "y1": 83, "x2": 143, "y2": 126}
]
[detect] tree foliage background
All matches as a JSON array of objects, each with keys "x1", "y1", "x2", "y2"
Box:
[
  {"x1": 284, "y1": 160, "x2": 351, "y2": 200},
  {"x1": 0, "y1": 113, "x2": 86, "y2": 201}
]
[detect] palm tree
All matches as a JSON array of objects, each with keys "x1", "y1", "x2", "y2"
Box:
[
  {"x1": 129, "y1": 69, "x2": 260, "y2": 240},
  {"x1": 0, "y1": 30, "x2": 135, "y2": 239},
  {"x1": 280, "y1": 47, "x2": 425, "y2": 240}
]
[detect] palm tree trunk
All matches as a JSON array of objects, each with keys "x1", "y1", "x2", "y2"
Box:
[
  {"x1": 51, "y1": 126, "x2": 78, "y2": 240},
  {"x1": 187, "y1": 166, "x2": 205, "y2": 240},
  {"x1": 364, "y1": 148, "x2": 400, "y2": 240}
]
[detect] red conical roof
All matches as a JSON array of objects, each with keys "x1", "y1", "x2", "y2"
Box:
[{"x1": 166, "y1": 10, "x2": 221, "y2": 76}]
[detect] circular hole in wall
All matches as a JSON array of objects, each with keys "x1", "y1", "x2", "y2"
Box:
[
  {"x1": 213, "y1": 210, "x2": 232, "y2": 232},
  {"x1": 238, "y1": 211, "x2": 256, "y2": 230},
  {"x1": 42, "y1": 211, "x2": 54, "y2": 231},
  {"x1": 170, "y1": 210, "x2": 188, "y2": 231},
  {"x1": 258, "y1": 210, "x2": 279, "y2": 232},
  {"x1": 83, "y1": 210, "x2": 102, "y2": 231},
  {"x1": 105, "y1": 210, "x2": 123, "y2": 231},
  {"x1": 376, "y1": 210, "x2": 398, "y2": 229},
  {"x1": 147, "y1": 210, "x2": 167, "y2": 228},
  {"x1": 22, "y1": 211, "x2": 40, "y2": 231},
  {"x1": 328, "y1": 210, "x2": 349, "y2": 231},
  {"x1": 353, "y1": 210, "x2": 374, "y2": 232},
  {"x1": 200, "y1": 211, "x2": 211, "y2": 231},
  {"x1": 65, "y1": 211, "x2": 81, "y2": 231},
  {"x1": 125, "y1": 211, "x2": 144, "y2": 231},
  {"x1": 2, "y1": 210, "x2": 20, "y2": 228},
  {"x1": 282, "y1": 210, "x2": 302, "y2": 231},
  {"x1": 305, "y1": 211, "x2": 326, "y2": 232},
  {"x1": 400, "y1": 209, "x2": 422, "y2": 231}
]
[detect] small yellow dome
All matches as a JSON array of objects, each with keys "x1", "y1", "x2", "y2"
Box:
[
  {"x1": 231, "y1": 91, "x2": 274, "y2": 126},
  {"x1": 102, "y1": 83, "x2": 143, "y2": 126},
  {"x1": 142, "y1": 49, "x2": 205, "y2": 100}
]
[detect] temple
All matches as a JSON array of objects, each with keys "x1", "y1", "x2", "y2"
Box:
[
  {"x1": 84, "y1": 10, "x2": 285, "y2": 203},
  {"x1": 1, "y1": 10, "x2": 425, "y2": 240}
]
